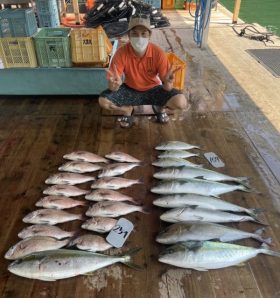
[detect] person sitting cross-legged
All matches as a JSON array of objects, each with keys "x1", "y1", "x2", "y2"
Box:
[{"x1": 98, "y1": 15, "x2": 188, "y2": 128}]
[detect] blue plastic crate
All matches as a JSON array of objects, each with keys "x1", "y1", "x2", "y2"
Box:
[
  {"x1": 9, "y1": 9, "x2": 38, "y2": 37},
  {"x1": 0, "y1": 9, "x2": 12, "y2": 37},
  {"x1": 37, "y1": 12, "x2": 60, "y2": 27},
  {"x1": 36, "y1": 0, "x2": 59, "y2": 14},
  {"x1": 36, "y1": 0, "x2": 60, "y2": 27},
  {"x1": 0, "y1": 9, "x2": 38, "y2": 37},
  {"x1": 143, "y1": 0, "x2": 161, "y2": 8}
]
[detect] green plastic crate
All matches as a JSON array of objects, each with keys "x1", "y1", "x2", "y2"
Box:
[
  {"x1": 175, "y1": 0, "x2": 185, "y2": 9},
  {"x1": 34, "y1": 28, "x2": 72, "y2": 67}
]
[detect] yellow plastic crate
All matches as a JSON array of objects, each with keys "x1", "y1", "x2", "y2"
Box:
[
  {"x1": 162, "y1": 0, "x2": 174, "y2": 9},
  {"x1": 166, "y1": 52, "x2": 186, "y2": 90},
  {"x1": 0, "y1": 37, "x2": 37, "y2": 68},
  {"x1": 70, "y1": 27, "x2": 110, "y2": 66}
]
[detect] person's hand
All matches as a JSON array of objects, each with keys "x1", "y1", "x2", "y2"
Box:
[
  {"x1": 163, "y1": 63, "x2": 182, "y2": 91},
  {"x1": 106, "y1": 64, "x2": 122, "y2": 92}
]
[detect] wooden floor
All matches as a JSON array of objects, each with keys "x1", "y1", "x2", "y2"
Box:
[{"x1": 1, "y1": 7, "x2": 280, "y2": 298}]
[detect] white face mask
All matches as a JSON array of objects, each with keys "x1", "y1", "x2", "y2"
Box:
[{"x1": 130, "y1": 37, "x2": 149, "y2": 54}]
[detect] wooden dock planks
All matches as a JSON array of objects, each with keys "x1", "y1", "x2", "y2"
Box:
[{"x1": 0, "y1": 96, "x2": 279, "y2": 298}]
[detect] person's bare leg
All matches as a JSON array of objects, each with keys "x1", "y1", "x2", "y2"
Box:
[
  {"x1": 99, "y1": 97, "x2": 133, "y2": 115},
  {"x1": 99, "y1": 97, "x2": 134, "y2": 128},
  {"x1": 165, "y1": 94, "x2": 188, "y2": 111}
]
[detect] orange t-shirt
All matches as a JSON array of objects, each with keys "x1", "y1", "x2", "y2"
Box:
[{"x1": 108, "y1": 42, "x2": 170, "y2": 92}]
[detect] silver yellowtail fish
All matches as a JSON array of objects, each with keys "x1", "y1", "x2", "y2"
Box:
[
  {"x1": 43, "y1": 185, "x2": 90, "y2": 197},
  {"x1": 158, "y1": 241, "x2": 280, "y2": 271},
  {"x1": 98, "y1": 163, "x2": 140, "y2": 178},
  {"x1": 156, "y1": 223, "x2": 271, "y2": 245},
  {"x1": 5, "y1": 236, "x2": 69, "y2": 260},
  {"x1": 160, "y1": 206, "x2": 263, "y2": 224},
  {"x1": 158, "y1": 150, "x2": 199, "y2": 159},
  {"x1": 23, "y1": 209, "x2": 84, "y2": 225},
  {"x1": 36, "y1": 196, "x2": 87, "y2": 210},
  {"x1": 155, "y1": 141, "x2": 200, "y2": 151},
  {"x1": 45, "y1": 173, "x2": 95, "y2": 185},
  {"x1": 68, "y1": 234, "x2": 112, "y2": 252},
  {"x1": 58, "y1": 161, "x2": 103, "y2": 173},
  {"x1": 86, "y1": 201, "x2": 149, "y2": 217},
  {"x1": 85, "y1": 189, "x2": 138, "y2": 204},
  {"x1": 151, "y1": 179, "x2": 253, "y2": 197},
  {"x1": 153, "y1": 194, "x2": 262, "y2": 218},
  {"x1": 91, "y1": 177, "x2": 143, "y2": 190},
  {"x1": 8, "y1": 248, "x2": 142, "y2": 281},
  {"x1": 82, "y1": 217, "x2": 117, "y2": 233},
  {"x1": 152, "y1": 158, "x2": 203, "y2": 168},
  {"x1": 63, "y1": 151, "x2": 108, "y2": 163},
  {"x1": 105, "y1": 152, "x2": 142, "y2": 163},
  {"x1": 18, "y1": 225, "x2": 75, "y2": 240},
  {"x1": 153, "y1": 166, "x2": 249, "y2": 186}
]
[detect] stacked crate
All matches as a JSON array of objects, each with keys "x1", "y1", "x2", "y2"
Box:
[
  {"x1": 70, "y1": 26, "x2": 111, "y2": 67},
  {"x1": 0, "y1": 8, "x2": 38, "y2": 68},
  {"x1": 35, "y1": 0, "x2": 60, "y2": 28},
  {"x1": 33, "y1": 28, "x2": 72, "y2": 67}
]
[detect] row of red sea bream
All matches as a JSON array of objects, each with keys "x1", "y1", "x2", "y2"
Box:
[
  {"x1": 6, "y1": 151, "x2": 145, "y2": 281},
  {"x1": 151, "y1": 141, "x2": 280, "y2": 271}
]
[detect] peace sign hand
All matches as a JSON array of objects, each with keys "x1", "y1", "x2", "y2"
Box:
[
  {"x1": 163, "y1": 63, "x2": 182, "y2": 91},
  {"x1": 106, "y1": 64, "x2": 122, "y2": 92}
]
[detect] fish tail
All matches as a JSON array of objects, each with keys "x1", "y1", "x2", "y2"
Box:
[
  {"x1": 241, "y1": 185, "x2": 261, "y2": 194},
  {"x1": 247, "y1": 208, "x2": 264, "y2": 219},
  {"x1": 235, "y1": 176, "x2": 251, "y2": 187},
  {"x1": 262, "y1": 248, "x2": 280, "y2": 258},
  {"x1": 120, "y1": 248, "x2": 144, "y2": 270},
  {"x1": 137, "y1": 178, "x2": 144, "y2": 184},
  {"x1": 249, "y1": 216, "x2": 267, "y2": 225},
  {"x1": 140, "y1": 206, "x2": 151, "y2": 214},
  {"x1": 78, "y1": 214, "x2": 88, "y2": 221}
]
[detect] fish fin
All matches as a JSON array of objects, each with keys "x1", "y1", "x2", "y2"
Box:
[
  {"x1": 188, "y1": 205, "x2": 199, "y2": 209},
  {"x1": 193, "y1": 215, "x2": 204, "y2": 221},
  {"x1": 193, "y1": 176, "x2": 205, "y2": 180},
  {"x1": 83, "y1": 271, "x2": 96, "y2": 276},
  {"x1": 235, "y1": 263, "x2": 246, "y2": 267},
  {"x1": 38, "y1": 277, "x2": 57, "y2": 281},
  {"x1": 195, "y1": 267, "x2": 208, "y2": 271}
]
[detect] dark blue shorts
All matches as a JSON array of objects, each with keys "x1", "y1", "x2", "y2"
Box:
[{"x1": 100, "y1": 84, "x2": 181, "y2": 107}]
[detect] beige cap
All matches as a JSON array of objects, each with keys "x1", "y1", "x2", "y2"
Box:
[{"x1": 128, "y1": 16, "x2": 151, "y2": 32}]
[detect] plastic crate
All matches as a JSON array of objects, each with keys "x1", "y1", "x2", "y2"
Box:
[
  {"x1": 143, "y1": 0, "x2": 161, "y2": 8},
  {"x1": 184, "y1": 2, "x2": 196, "y2": 10},
  {"x1": 70, "y1": 27, "x2": 109, "y2": 66},
  {"x1": 175, "y1": 0, "x2": 184, "y2": 9},
  {"x1": 34, "y1": 28, "x2": 71, "y2": 67},
  {"x1": 37, "y1": 12, "x2": 60, "y2": 27},
  {"x1": 36, "y1": 0, "x2": 60, "y2": 27},
  {"x1": 0, "y1": 9, "x2": 11, "y2": 37},
  {"x1": 162, "y1": 0, "x2": 174, "y2": 9},
  {"x1": 166, "y1": 52, "x2": 186, "y2": 90},
  {"x1": 0, "y1": 37, "x2": 37, "y2": 68},
  {"x1": 36, "y1": 0, "x2": 59, "y2": 15},
  {"x1": 0, "y1": 9, "x2": 38, "y2": 37}
]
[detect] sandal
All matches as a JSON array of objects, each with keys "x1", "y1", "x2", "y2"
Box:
[
  {"x1": 152, "y1": 105, "x2": 169, "y2": 123},
  {"x1": 119, "y1": 108, "x2": 134, "y2": 128}
]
